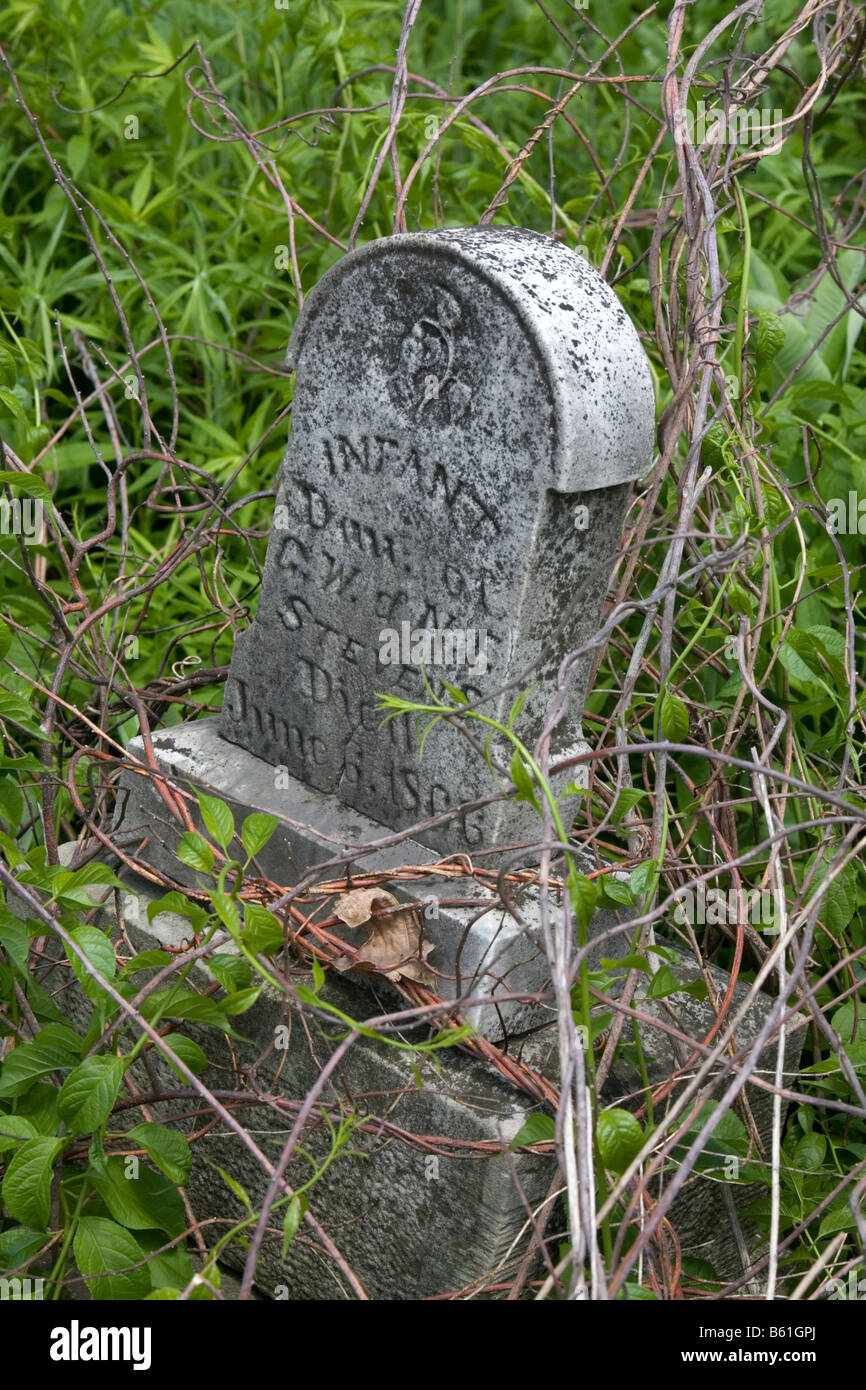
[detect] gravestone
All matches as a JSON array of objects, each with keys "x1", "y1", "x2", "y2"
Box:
[
  {"x1": 219, "y1": 227, "x2": 654, "y2": 853},
  {"x1": 113, "y1": 228, "x2": 654, "y2": 1038}
]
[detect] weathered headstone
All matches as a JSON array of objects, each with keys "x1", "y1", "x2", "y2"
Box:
[
  {"x1": 113, "y1": 228, "x2": 654, "y2": 1037},
  {"x1": 219, "y1": 227, "x2": 654, "y2": 852}
]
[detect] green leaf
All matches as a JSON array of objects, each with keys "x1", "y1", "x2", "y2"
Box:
[
  {"x1": 676, "y1": 1101, "x2": 749, "y2": 1170},
  {"x1": 14, "y1": 1079, "x2": 60, "y2": 1134},
  {"x1": 609, "y1": 787, "x2": 647, "y2": 828},
  {"x1": 568, "y1": 869, "x2": 599, "y2": 932},
  {"x1": 126, "y1": 1123, "x2": 191, "y2": 1185},
  {"x1": 806, "y1": 625, "x2": 849, "y2": 694},
  {"x1": 242, "y1": 899, "x2": 284, "y2": 954},
  {"x1": 793, "y1": 1132, "x2": 827, "y2": 1172},
  {"x1": 241, "y1": 812, "x2": 278, "y2": 861},
  {"x1": 208, "y1": 890, "x2": 241, "y2": 934},
  {"x1": 599, "y1": 954, "x2": 650, "y2": 974},
  {"x1": 1, "y1": 1136, "x2": 63, "y2": 1228},
  {"x1": 90, "y1": 1156, "x2": 186, "y2": 1235},
  {"x1": 58, "y1": 1055, "x2": 126, "y2": 1133},
  {"x1": 629, "y1": 861, "x2": 658, "y2": 900},
  {"x1": 162, "y1": 1033, "x2": 208, "y2": 1078},
  {"x1": 440, "y1": 678, "x2": 468, "y2": 705},
  {"x1": 647, "y1": 964, "x2": 684, "y2": 999},
  {"x1": 52, "y1": 862, "x2": 122, "y2": 897},
  {"x1": 130, "y1": 161, "x2": 152, "y2": 215},
  {"x1": 146, "y1": 891, "x2": 209, "y2": 932},
  {"x1": 509, "y1": 750, "x2": 539, "y2": 808},
  {"x1": 509, "y1": 1113, "x2": 556, "y2": 1148},
  {"x1": 647, "y1": 942, "x2": 680, "y2": 964},
  {"x1": 701, "y1": 421, "x2": 729, "y2": 469},
  {"x1": 198, "y1": 793, "x2": 235, "y2": 851},
  {"x1": 66, "y1": 134, "x2": 89, "y2": 178},
  {"x1": 778, "y1": 634, "x2": 829, "y2": 695},
  {"x1": 646, "y1": 965, "x2": 707, "y2": 1001},
  {"x1": 0, "y1": 1114, "x2": 38, "y2": 1152},
  {"x1": 118, "y1": 949, "x2": 172, "y2": 979},
  {"x1": 758, "y1": 248, "x2": 865, "y2": 383},
  {"x1": 683, "y1": 978, "x2": 707, "y2": 1001},
  {"x1": 817, "y1": 1204, "x2": 858, "y2": 1239},
  {"x1": 0, "y1": 1023, "x2": 81, "y2": 1097},
  {"x1": 209, "y1": 953, "x2": 251, "y2": 993},
  {"x1": 137, "y1": 1229, "x2": 193, "y2": 1292},
  {"x1": 0, "y1": 906, "x2": 29, "y2": 975},
  {"x1": 599, "y1": 876, "x2": 637, "y2": 907},
  {"x1": 799, "y1": 852, "x2": 857, "y2": 936},
  {"x1": 311, "y1": 953, "x2": 325, "y2": 993},
  {"x1": 0, "y1": 691, "x2": 43, "y2": 737},
  {"x1": 597, "y1": 1109, "x2": 644, "y2": 1173},
  {"x1": 67, "y1": 923, "x2": 116, "y2": 1003},
  {"x1": 726, "y1": 581, "x2": 753, "y2": 617},
  {"x1": 177, "y1": 831, "x2": 214, "y2": 874},
  {"x1": 621, "y1": 1282, "x2": 659, "y2": 1301},
  {"x1": 282, "y1": 1195, "x2": 303, "y2": 1256},
  {"x1": 0, "y1": 347, "x2": 16, "y2": 390},
  {"x1": 755, "y1": 311, "x2": 785, "y2": 373},
  {"x1": 559, "y1": 781, "x2": 584, "y2": 801},
  {"x1": 142, "y1": 987, "x2": 231, "y2": 1031},
  {"x1": 0, "y1": 776, "x2": 24, "y2": 832},
  {"x1": 73, "y1": 1216, "x2": 150, "y2": 1300},
  {"x1": 211, "y1": 1161, "x2": 253, "y2": 1213},
  {"x1": 507, "y1": 686, "x2": 534, "y2": 729},
  {"x1": 222, "y1": 987, "x2": 262, "y2": 1016},
  {"x1": 0, "y1": 470, "x2": 53, "y2": 503},
  {"x1": 660, "y1": 691, "x2": 689, "y2": 742},
  {"x1": 831, "y1": 1002, "x2": 866, "y2": 1047},
  {"x1": 0, "y1": 1225, "x2": 46, "y2": 1268}
]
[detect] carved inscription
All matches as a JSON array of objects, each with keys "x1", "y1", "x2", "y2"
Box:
[
  {"x1": 323, "y1": 435, "x2": 400, "y2": 475},
  {"x1": 225, "y1": 429, "x2": 507, "y2": 805},
  {"x1": 289, "y1": 439, "x2": 500, "y2": 539}
]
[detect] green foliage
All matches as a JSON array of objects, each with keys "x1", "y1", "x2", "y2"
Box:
[
  {"x1": 596, "y1": 1109, "x2": 645, "y2": 1175},
  {"x1": 510, "y1": 1113, "x2": 556, "y2": 1149},
  {"x1": 0, "y1": 0, "x2": 862, "y2": 1302}
]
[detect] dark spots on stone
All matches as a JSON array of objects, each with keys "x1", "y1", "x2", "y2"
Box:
[{"x1": 559, "y1": 302, "x2": 573, "y2": 310}]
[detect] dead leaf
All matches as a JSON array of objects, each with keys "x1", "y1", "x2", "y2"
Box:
[{"x1": 331, "y1": 887, "x2": 435, "y2": 987}]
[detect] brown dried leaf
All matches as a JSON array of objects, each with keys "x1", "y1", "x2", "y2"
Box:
[{"x1": 332, "y1": 887, "x2": 435, "y2": 987}]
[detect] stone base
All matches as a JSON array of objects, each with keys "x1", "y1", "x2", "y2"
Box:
[
  {"x1": 112, "y1": 718, "x2": 633, "y2": 1040},
  {"x1": 28, "y1": 865, "x2": 557, "y2": 1300},
  {"x1": 12, "y1": 850, "x2": 803, "y2": 1297}
]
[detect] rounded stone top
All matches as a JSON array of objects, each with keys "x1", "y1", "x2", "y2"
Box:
[{"x1": 287, "y1": 225, "x2": 655, "y2": 493}]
